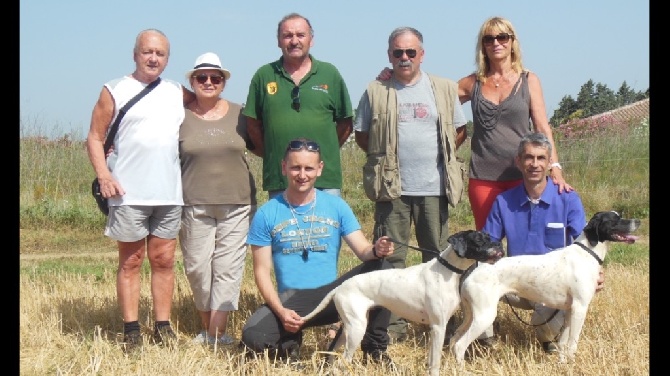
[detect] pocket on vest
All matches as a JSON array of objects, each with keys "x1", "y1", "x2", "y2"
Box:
[
  {"x1": 445, "y1": 157, "x2": 467, "y2": 207},
  {"x1": 363, "y1": 154, "x2": 400, "y2": 201}
]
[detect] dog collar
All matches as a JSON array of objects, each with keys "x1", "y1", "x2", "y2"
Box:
[
  {"x1": 575, "y1": 242, "x2": 603, "y2": 265},
  {"x1": 437, "y1": 256, "x2": 467, "y2": 274}
]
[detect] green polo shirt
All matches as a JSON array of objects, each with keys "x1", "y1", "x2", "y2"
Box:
[{"x1": 243, "y1": 55, "x2": 353, "y2": 191}]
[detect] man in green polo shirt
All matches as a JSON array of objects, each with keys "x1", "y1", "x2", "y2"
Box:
[{"x1": 243, "y1": 12, "x2": 353, "y2": 199}]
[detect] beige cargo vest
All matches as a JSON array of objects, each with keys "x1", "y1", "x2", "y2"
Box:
[{"x1": 362, "y1": 74, "x2": 466, "y2": 207}]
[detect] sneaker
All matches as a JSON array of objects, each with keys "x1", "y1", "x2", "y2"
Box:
[
  {"x1": 122, "y1": 330, "x2": 142, "y2": 352},
  {"x1": 153, "y1": 325, "x2": 178, "y2": 346},
  {"x1": 363, "y1": 349, "x2": 397, "y2": 371},
  {"x1": 387, "y1": 318, "x2": 408, "y2": 344},
  {"x1": 192, "y1": 331, "x2": 236, "y2": 346},
  {"x1": 207, "y1": 333, "x2": 236, "y2": 346},
  {"x1": 542, "y1": 341, "x2": 559, "y2": 354},
  {"x1": 193, "y1": 331, "x2": 208, "y2": 344}
]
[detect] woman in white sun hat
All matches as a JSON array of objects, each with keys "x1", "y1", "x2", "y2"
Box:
[{"x1": 179, "y1": 52, "x2": 257, "y2": 347}]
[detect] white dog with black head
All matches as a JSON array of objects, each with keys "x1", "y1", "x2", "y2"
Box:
[
  {"x1": 301, "y1": 230, "x2": 504, "y2": 376},
  {"x1": 450, "y1": 211, "x2": 640, "y2": 364}
]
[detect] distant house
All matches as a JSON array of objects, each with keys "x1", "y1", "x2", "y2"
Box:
[{"x1": 565, "y1": 98, "x2": 649, "y2": 126}]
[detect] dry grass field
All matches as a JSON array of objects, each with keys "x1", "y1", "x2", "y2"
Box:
[
  {"x1": 19, "y1": 120, "x2": 649, "y2": 375},
  {"x1": 19, "y1": 227, "x2": 649, "y2": 376}
]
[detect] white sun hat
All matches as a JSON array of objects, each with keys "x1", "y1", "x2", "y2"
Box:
[{"x1": 185, "y1": 52, "x2": 231, "y2": 81}]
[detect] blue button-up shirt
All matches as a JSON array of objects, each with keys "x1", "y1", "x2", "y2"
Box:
[{"x1": 483, "y1": 178, "x2": 586, "y2": 257}]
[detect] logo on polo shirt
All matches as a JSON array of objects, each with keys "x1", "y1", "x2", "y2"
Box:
[{"x1": 267, "y1": 82, "x2": 278, "y2": 95}]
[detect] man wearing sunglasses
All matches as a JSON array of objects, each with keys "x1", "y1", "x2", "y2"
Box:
[
  {"x1": 353, "y1": 26, "x2": 468, "y2": 343},
  {"x1": 241, "y1": 138, "x2": 397, "y2": 369},
  {"x1": 243, "y1": 13, "x2": 353, "y2": 200}
]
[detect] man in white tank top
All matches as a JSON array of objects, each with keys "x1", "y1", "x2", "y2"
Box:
[{"x1": 86, "y1": 29, "x2": 186, "y2": 351}]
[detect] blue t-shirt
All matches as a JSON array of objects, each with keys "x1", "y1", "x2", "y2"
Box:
[
  {"x1": 247, "y1": 190, "x2": 361, "y2": 293},
  {"x1": 483, "y1": 178, "x2": 586, "y2": 257}
]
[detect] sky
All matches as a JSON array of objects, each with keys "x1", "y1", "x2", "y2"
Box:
[{"x1": 20, "y1": 0, "x2": 649, "y2": 139}]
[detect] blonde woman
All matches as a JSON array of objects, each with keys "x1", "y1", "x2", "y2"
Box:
[{"x1": 459, "y1": 16, "x2": 571, "y2": 230}]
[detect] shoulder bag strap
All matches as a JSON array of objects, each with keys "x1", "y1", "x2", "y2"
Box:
[{"x1": 103, "y1": 77, "x2": 162, "y2": 154}]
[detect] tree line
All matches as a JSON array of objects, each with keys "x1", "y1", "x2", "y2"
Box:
[{"x1": 549, "y1": 80, "x2": 649, "y2": 127}]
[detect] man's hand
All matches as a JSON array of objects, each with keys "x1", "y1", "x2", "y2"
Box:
[
  {"x1": 595, "y1": 268, "x2": 605, "y2": 292},
  {"x1": 279, "y1": 307, "x2": 304, "y2": 333}
]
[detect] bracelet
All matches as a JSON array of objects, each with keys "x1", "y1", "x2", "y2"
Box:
[{"x1": 372, "y1": 243, "x2": 382, "y2": 259}]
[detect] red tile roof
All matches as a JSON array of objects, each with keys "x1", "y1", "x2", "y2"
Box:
[{"x1": 583, "y1": 98, "x2": 649, "y2": 125}]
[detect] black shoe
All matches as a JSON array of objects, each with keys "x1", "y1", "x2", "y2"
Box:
[
  {"x1": 363, "y1": 349, "x2": 397, "y2": 371},
  {"x1": 475, "y1": 336, "x2": 498, "y2": 348},
  {"x1": 122, "y1": 330, "x2": 142, "y2": 352},
  {"x1": 153, "y1": 325, "x2": 177, "y2": 346},
  {"x1": 464, "y1": 336, "x2": 498, "y2": 359},
  {"x1": 542, "y1": 341, "x2": 559, "y2": 354},
  {"x1": 284, "y1": 343, "x2": 306, "y2": 370}
]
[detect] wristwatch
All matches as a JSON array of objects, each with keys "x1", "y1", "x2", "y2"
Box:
[{"x1": 550, "y1": 162, "x2": 562, "y2": 170}]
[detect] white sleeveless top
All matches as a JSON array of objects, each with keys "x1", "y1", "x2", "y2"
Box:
[{"x1": 105, "y1": 76, "x2": 185, "y2": 206}]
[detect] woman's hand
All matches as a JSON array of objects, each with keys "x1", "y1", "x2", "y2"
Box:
[
  {"x1": 376, "y1": 67, "x2": 393, "y2": 81},
  {"x1": 549, "y1": 167, "x2": 573, "y2": 193}
]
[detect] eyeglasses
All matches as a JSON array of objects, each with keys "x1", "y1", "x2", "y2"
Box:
[
  {"x1": 193, "y1": 74, "x2": 224, "y2": 85},
  {"x1": 392, "y1": 48, "x2": 418, "y2": 59},
  {"x1": 291, "y1": 86, "x2": 300, "y2": 112},
  {"x1": 286, "y1": 140, "x2": 320, "y2": 152},
  {"x1": 482, "y1": 33, "x2": 514, "y2": 46}
]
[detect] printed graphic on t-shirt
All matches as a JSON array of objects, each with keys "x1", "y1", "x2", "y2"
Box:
[
  {"x1": 399, "y1": 102, "x2": 431, "y2": 123},
  {"x1": 272, "y1": 215, "x2": 338, "y2": 256}
]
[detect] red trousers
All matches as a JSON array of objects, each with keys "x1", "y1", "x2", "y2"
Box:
[{"x1": 468, "y1": 178, "x2": 522, "y2": 230}]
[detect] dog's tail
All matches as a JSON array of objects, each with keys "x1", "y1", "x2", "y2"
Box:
[{"x1": 301, "y1": 287, "x2": 339, "y2": 322}]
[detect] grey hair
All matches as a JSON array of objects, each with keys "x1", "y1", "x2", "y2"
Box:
[
  {"x1": 277, "y1": 13, "x2": 314, "y2": 37},
  {"x1": 387, "y1": 26, "x2": 423, "y2": 47},
  {"x1": 517, "y1": 132, "x2": 552, "y2": 157},
  {"x1": 133, "y1": 29, "x2": 169, "y2": 55}
]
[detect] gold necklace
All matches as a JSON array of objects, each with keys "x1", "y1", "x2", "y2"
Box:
[
  {"x1": 491, "y1": 75, "x2": 504, "y2": 88},
  {"x1": 491, "y1": 72, "x2": 517, "y2": 89},
  {"x1": 284, "y1": 191, "x2": 317, "y2": 260}
]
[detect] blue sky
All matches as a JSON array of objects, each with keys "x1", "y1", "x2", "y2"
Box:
[{"x1": 20, "y1": 0, "x2": 649, "y2": 139}]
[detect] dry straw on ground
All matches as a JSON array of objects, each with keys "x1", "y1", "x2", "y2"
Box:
[{"x1": 20, "y1": 247, "x2": 648, "y2": 375}]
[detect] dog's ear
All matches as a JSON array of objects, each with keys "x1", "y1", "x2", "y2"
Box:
[
  {"x1": 583, "y1": 212, "x2": 602, "y2": 246},
  {"x1": 584, "y1": 211, "x2": 618, "y2": 246},
  {"x1": 447, "y1": 231, "x2": 469, "y2": 256}
]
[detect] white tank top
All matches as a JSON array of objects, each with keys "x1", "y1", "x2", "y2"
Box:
[{"x1": 105, "y1": 76, "x2": 185, "y2": 206}]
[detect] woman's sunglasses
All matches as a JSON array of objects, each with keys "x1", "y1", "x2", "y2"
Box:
[
  {"x1": 193, "y1": 74, "x2": 224, "y2": 85},
  {"x1": 482, "y1": 33, "x2": 514, "y2": 46},
  {"x1": 392, "y1": 48, "x2": 417, "y2": 59}
]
